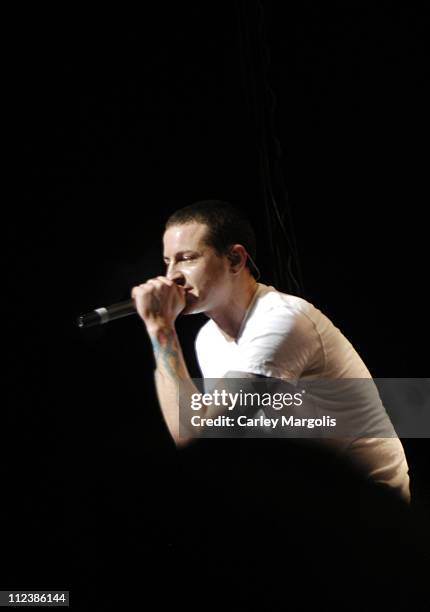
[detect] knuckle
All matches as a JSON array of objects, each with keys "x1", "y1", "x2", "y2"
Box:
[{"x1": 132, "y1": 283, "x2": 149, "y2": 297}]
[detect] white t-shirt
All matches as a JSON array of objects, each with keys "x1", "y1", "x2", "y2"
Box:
[{"x1": 195, "y1": 283, "x2": 410, "y2": 502}]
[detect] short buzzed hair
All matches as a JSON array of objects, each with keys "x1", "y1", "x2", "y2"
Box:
[{"x1": 165, "y1": 200, "x2": 260, "y2": 279}]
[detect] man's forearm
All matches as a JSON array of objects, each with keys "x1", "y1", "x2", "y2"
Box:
[{"x1": 148, "y1": 324, "x2": 198, "y2": 446}]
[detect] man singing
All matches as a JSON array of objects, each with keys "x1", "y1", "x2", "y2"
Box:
[{"x1": 131, "y1": 200, "x2": 410, "y2": 503}]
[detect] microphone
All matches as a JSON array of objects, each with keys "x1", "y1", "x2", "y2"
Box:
[
  {"x1": 77, "y1": 299, "x2": 136, "y2": 328},
  {"x1": 76, "y1": 277, "x2": 186, "y2": 328}
]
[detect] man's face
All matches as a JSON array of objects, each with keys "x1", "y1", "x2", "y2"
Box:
[{"x1": 162, "y1": 222, "x2": 231, "y2": 315}]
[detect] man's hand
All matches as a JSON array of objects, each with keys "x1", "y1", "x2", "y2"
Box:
[
  {"x1": 131, "y1": 276, "x2": 186, "y2": 332},
  {"x1": 132, "y1": 276, "x2": 193, "y2": 445}
]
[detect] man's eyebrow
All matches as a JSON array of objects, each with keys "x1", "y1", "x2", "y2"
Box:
[{"x1": 163, "y1": 250, "x2": 199, "y2": 260}]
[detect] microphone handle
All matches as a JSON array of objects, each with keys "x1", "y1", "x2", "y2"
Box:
[{"x1": 77, "y1": 299, "x2": 136, "y2": 328}]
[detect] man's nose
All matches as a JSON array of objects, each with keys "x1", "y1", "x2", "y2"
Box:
[
  {"x1": 166, "y1": 265, "x2": 186, "y2": 285},
  {"x1": 171, "y1": 274, "x2": 186, "y2": 287}
]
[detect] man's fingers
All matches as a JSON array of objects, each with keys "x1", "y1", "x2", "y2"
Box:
[
  {"x1": 131, "y1": 277, "x2": 181, "y2": 299},
  {"x1": 131, "y1": 284, "x2": 149, "y2": 299},
  {"x1": 155, "y1": 276, "x2": 174, "y2": 286},
  {"x1": 130, "y1": 275, "x2": 185, "y2": 327}
]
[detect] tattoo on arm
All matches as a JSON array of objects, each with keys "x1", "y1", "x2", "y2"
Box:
[{"x1": 150, "y1": 327, "x2": 181, "y2": 378}]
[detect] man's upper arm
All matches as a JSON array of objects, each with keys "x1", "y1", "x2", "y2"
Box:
[
  {"x1": 224, "y1": 370, "x2": 268, "y2": 379},
  {"x1": 198, "y1": 370, "x2": 298, "y2": 424},
  {"x1": 223, "y1": 369, "x2": 298, "y2": 389}
]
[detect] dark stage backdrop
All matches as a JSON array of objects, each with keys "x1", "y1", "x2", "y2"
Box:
[{"x1": 6, "y1": 3, "x2": 429, "y2": 609}]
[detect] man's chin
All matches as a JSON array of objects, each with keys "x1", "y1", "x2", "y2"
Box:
[{"x1": 181, "y1": 295, "x2": 202, "y2": 315}]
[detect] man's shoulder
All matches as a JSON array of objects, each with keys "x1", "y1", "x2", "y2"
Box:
[
  {"x1": 226, "y1": 285, "x2": 323, "y2": 353},
  {"x1": 250, "y1": 284, "x2": 319, "y2": 325}
]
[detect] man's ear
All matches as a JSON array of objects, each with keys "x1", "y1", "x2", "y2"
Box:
[
  {"x1": 227, "y1": 245, "x2": 246, "y2": 270},
  {"x1": 228, "y1": 252, "x2": 241, "y2": 266}
]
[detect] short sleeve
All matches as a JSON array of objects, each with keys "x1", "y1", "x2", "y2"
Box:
[{"x1": 227, "y1": 307, "x2": 320, "y2": 381}]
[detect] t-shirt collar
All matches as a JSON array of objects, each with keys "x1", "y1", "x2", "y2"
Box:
[{"x1": 235, "y1": 282, "x2": 263, "y2": 343}]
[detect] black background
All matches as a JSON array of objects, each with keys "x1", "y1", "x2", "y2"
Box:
[{"x1": 5, "y1": 3, "x2": 429, "y2": 609}]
